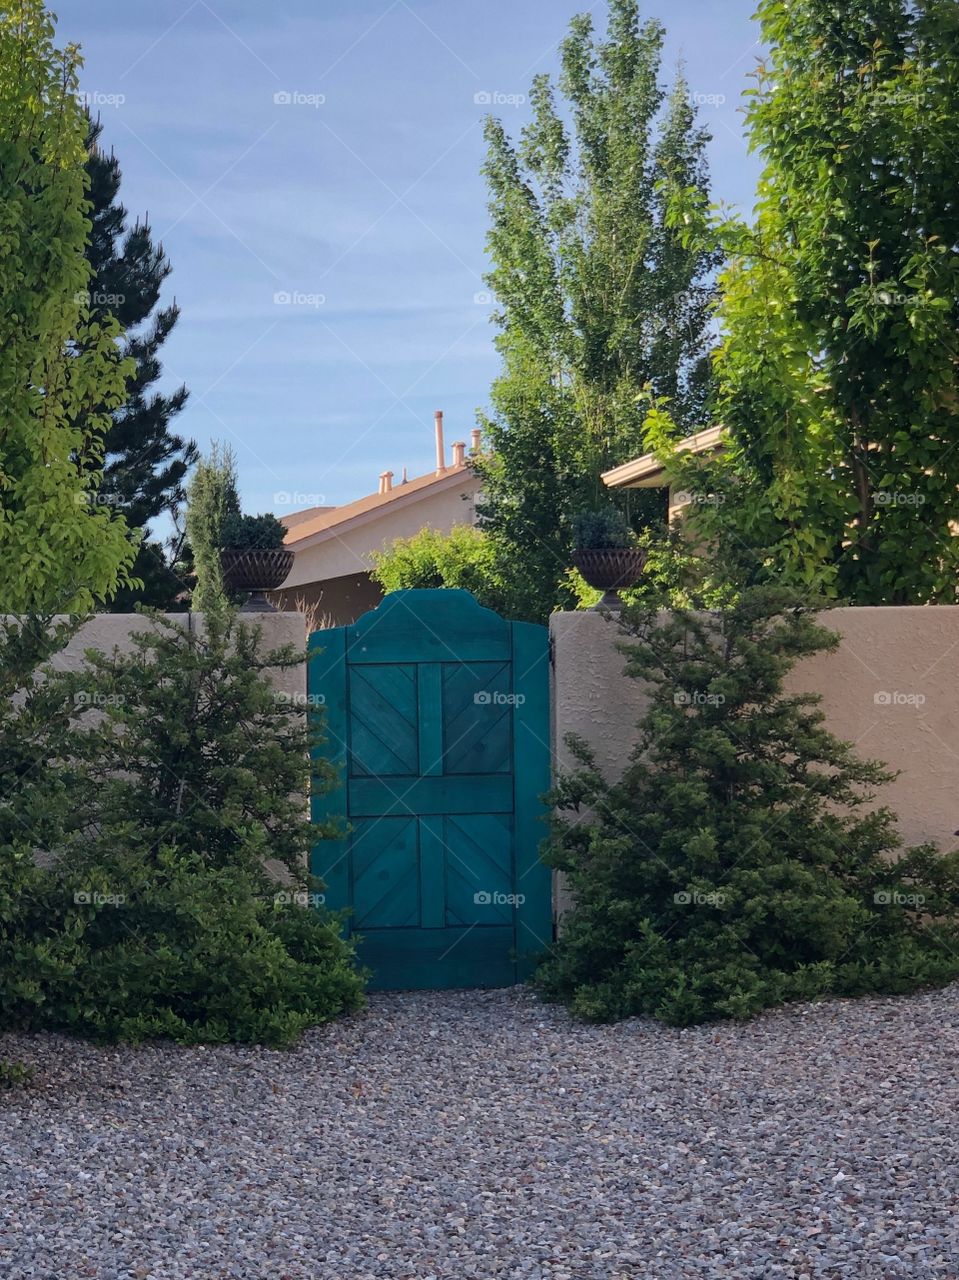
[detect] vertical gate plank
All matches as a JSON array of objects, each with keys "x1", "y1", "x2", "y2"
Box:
[
  {"x1": 511, "y1": 620, "x2": 553, "y2": 978},
  {"x1": 308, "y1": 626, "x2": 350, "y2": 917},
  {"x1": 417, "y1": 662, "x2": 444, "y2": 776},
  {"x1": 418, "y1": 816, "x2": 446, "y2": 929}
]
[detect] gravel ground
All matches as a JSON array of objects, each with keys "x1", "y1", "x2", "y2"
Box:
[{"x1": 1, "y1": 985, "x2": 958, "y2": 1280}]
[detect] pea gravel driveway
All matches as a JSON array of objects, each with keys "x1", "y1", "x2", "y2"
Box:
[{"x1": 1, "y1": 983, "x2": 957, "y2": 1280}]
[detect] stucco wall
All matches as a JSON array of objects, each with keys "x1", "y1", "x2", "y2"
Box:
[
  {"x1": 49, "y1": 612, "x2": 306, "y2": 703},
  {"x1": 551, "y1": 607, "x2": 959, "y2": 855}
]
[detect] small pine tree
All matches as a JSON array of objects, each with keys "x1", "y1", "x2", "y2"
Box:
[
  {"x1": 0, "y1": 615, "x2": 87, "y2": 1048},
  {"x1": 540, "y1": 583, "x2": 959, "y2": 1025},
  {"x1": 62, "y1": 611, "x2": 336, "y2": 880},
  {"x1": 0, "y1": 611, "x2": 365, "y2": 1048},
  {"x1": 56, "y1": 611, "x2": 365, "y2": 1045}
]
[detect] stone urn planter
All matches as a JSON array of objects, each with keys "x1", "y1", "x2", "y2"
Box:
[
  {"x1": 571, "y1": 508, "x2": 647, "y2": 610},
  {"x1": 220, "y1": 547, "x2": 294, "y2": 612},
  {"x1": 571, "y1": 547, "x2": 648, "y2": 610}
]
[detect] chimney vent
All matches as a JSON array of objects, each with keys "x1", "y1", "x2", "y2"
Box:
[
  {"x1": 470, "y1": 427, "x2": 482, "y2": 456},
  {"x1": 378, "y1": 470, "x2": 393, "y2": 495},
  {"x1": 451, "y1": 441, "x2": 466, "y2": 467},
  {"x1": 434, "y1": 410, "x2": 446, "y2": 475}
]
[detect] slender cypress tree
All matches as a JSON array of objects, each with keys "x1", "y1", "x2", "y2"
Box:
[
  {"x1": 472, "y1": 0, "x2": 718, "y2": 623},
  {"x1": 84, "y1": 116, "x2": 197, "y2": 609}
]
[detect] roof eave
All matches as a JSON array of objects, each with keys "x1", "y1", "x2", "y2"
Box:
[
  {"x1": 285, "y1": 467, "x2": 479, "y2": 551},
  {"x1": 602, "y1": 426, "x2": 725, "y2": 490}
]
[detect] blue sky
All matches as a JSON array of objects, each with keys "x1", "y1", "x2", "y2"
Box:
[{"x1": 57, "y1": 0, "x2": 762, "y2": 518}]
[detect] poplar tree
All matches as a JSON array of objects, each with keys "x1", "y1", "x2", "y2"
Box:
[{"x1": 473, "y1": 0, "x2": 717, "y2": 622}]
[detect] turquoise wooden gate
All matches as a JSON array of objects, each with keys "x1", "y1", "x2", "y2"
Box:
[{"x1": 307, "y1": 589, "x2": 552, "y2": 990}]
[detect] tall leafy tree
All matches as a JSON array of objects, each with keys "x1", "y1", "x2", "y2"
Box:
[
  {"x1": 473, "y1": 0, "x2": 717, "y2": 622},
  {"x1": 0, "y1": 0, "x2": 135, "y2": 614},
  {"x1": 664, "y1": 0, "x2": 959, "y2": 603},
  {"x1": 83, "y1": 117, "x2": 196, "y2": 609}
]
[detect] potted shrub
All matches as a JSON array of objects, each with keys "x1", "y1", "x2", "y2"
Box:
[
  {"x1": 219, "y1": 511, "x2": 294, "y2": 612},
  {"x1": 571, "y1": 508, "x2": 648, "y2": 609}
]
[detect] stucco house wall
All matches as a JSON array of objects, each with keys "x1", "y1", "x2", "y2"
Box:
[{"x1": 274, "y1": 471, "x2": 482, "y2": 625}]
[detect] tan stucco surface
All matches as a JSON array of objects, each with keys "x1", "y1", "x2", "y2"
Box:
[
  {"x1": 551, "y1": 606, "x2": 959, "y2": 855},
  {"x1": 47, "y1": 612, "x2": 307, "y2": 703}
]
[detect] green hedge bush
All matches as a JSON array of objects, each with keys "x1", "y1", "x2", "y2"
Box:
[
  {"x1": 40, "y1": 849, "x2": 363, "y2": 1047},
  {"x1": 0, "y1": 611, "x2": 365, "y2": 1050},
  {"x1": 370, "y1": 524, "x2": 512, "y2": 616},
  {"x1": 539, "y1": 585, "x2": 959, "y2": 1025}
]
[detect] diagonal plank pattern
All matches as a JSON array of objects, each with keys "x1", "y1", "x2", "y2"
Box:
[{"x1": 349, "y1": 664, "x2": 417, "y2": 776}]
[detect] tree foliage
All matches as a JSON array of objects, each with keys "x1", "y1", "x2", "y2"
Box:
[
  {"x1": 184, "y1": 443, "x2": 239, "y2": 613},
  {"x1": 84, "y1": 116, "x2": 197, "y2": 610},
  {"x1": 660, "y1": 0, "x2": 959, "y2": 603},
  {"x1": 370, "y1": 524, "x2": 511, "y2": 615},
  {"x1": 221, "y1": 510, "x2": 287, "y2": 550},
  {"x1": 473, "y1": 0, "x2": 717, "y2": 622},
  {"x1": 0, "y1": 0, "x2": 136, "y2": 612},
  {"x1": 60, "y1": 612, "x2": 335, "y2": 880},
  {"x1": 0, "y1": 615, "x2": 92, "y2": 1080},
  {"x1": 540, "y1": 580, "x2": 959, "y2": 1025},
  {"x1": 0, "y1": 611, "x2": 364, "y2": 1048}
]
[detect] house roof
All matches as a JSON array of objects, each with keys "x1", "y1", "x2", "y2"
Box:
[
  {"x1": 283, "y1": 505, "x2": 335, "y2": 530},
  {"x1": 282, "y1": 461, "x2": 479, "y2": 550},
  {"x1": 602, "y1": 425, "x2": 725, "y2": 489}
]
